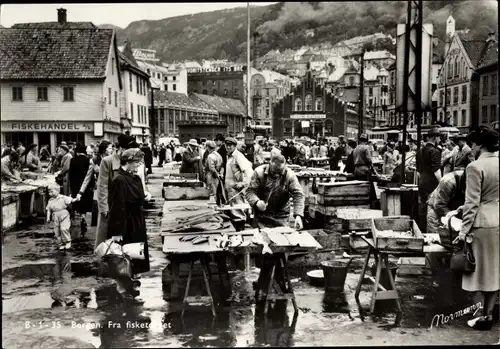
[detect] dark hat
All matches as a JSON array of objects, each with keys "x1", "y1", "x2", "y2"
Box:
[
  {"x1": 359, "y1": 133, "x2": 368, "y2": 140},
  {"x1": 338, "y1": 135, "x2": 345, "y2": 139},
  {"x1": 27, "y1": 143, "x2": 37, "y2": 151},
  {"x1": 120, "y1": 148, "x2": 144, "y2": 163},
  {"x1": 215, "y1": 134, "x2": 225, "y2": 142},
  {"x1": 59, "y1": 145, "x2": 69, "y2": 152},
  {"x1": 225, "y1": 137, "x2": 237, "y2": 145},
  {"x1": 118, "y1": 134, "x2": 135, "y2": 149},
  {"x1": 468, "y1": 126, "x2": 499, "y2": 148},
  {"x1": 75, "y1": 143, "x2": 87, "y2": 154},
  {"x1": 427, "y1": 128, "x2": 441, "y2": 137}
]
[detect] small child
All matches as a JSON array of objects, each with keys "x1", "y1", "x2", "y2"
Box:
[{"x1": 46, "y1": 183, "x2": 79, "y2": 250}]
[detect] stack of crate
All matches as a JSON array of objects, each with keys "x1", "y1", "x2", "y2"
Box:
[{"x1": 309, "y1": 180, "x2": 371, "y2": 249}]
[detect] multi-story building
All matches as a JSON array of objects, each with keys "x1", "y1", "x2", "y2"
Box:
[
  {"x1": 436, "y1": 16, "x2": 497, "y2": 133},
  {"x1": 134, "y1": 50, "x2": 169, "y2": 91},
  {"x1": 152, "y1": 91, "x2": 218, "y2": 138},
  {"x1": 0, "y1": 8, "x2": 123, "y2": 152},
  {"x1": 273, "y1": 67, "x2": 357, "y2": 139},
  {"x1": 363, "y1": 50, "x2": 396, "y2": 69},
  {"x1": 162, "y1": 63, "x2": 188, "y2": 95},
  {"x1": 471, "y1": 37, "x2": 498, "y2": 128},
  {"x1": 250, "y1": 69, "x2": 291, "y2": 133},
  {"x1": 386, "y1": 62, "x2": 398, "y2": 126},
  {"x1": 187, "y1": 66, "x2": 246, "y2": 104},
  {"x1": 118, "y1": 42, "x2": 151, "y2": 143}
]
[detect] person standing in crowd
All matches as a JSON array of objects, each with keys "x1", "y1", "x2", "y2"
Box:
[
  {"x1": 450, "y1": 133, "x2": 475, "y2": 172},
  {"x1": 56, "y1": 145, "x2": 72, "y2": 196},
  {"x1": 51, "y1": 143, "x2": 65, "y2": 173},
  {"x1": 296, "y1": 142, "x2": 307, "y2": 166},
  {"x1": 78, "y1": 141, "x2": 112, "y2": 228},
  {"x1": 319, "y1": 140, "x2": 328, "y2": 158},
  {"x1": 204, "y1": 141, "x2": 224, "y2": 204},
  {"x1": 287, "y1": 140, "x2": 297, "y2": 164},
  {"x1": 165, "y1": 143, "x2": 173, "y2": 164},
  {"x1": 441, "y1": 140, "x2": 456, "y2": 175},
  {"x1": 141, "y1": 143, "x2": 153, "y2": 175},
  {"x1": 215, "y1": 134, "x2": 228, "y2": 179},
  {"x1": 69, "y1": 143, "x2": 93, "y2": 238},
  {"x1": 46, "y1": 183, "x2": 80, "y2": 250},
  {"x1": 152, "y1": 143, "x2": 158, "y2": 161},
  {"x1": 158, "y1": 144, "x2": 166, "y2": 167},
  {"x1": 95, "y1": 134, "x2": 134, "y2": 249},
  {"x1": 254, "y1": 139, "x2": 265, "y2": 168},
  {"x1": 310, "y1": 141, "x2": 319, "y2": 159},
  {"x1": 269, "y1": 140, "x2": 281, "y2": 158},
  {"x1": 39, "y1": 144, "x2": 51, "y2": 161},
  {"x1": 343, "y1": 140, "x2": 357, "y2": 174},
  {"x1": 1, "y1": 151, "x2": 22, "y2": 183},
  {"x1": 332, "y1": 136, "x2": 347, "y2": 171},
  {"x1": 453, "y1": 127, "x2": 499, "y2": 330},
  {"x1": 23, "y1": 143, "x2": 41, "y2": 172},
  {"x1": 108, "y1": 148, "x2": 151, "y2": 302},
  {"x1": 416, "y1": 127, "x2": 442, "y2": 234},
  {"x1": 382, "y1": 141, "x2": 399, "y2": 177},
  {"x1": 352, "y1": 134, "x2": 373, "y2": 181},
  {"x1": 180, "y1": 139, "x2": 203, "y2": 179},
  {"x1": 224, "y1": 137, "x2": 254, "y2": 228}
]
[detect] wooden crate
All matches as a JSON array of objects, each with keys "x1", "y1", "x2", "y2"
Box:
[
  {"x1": 2, "y1": 193, "x2": 19, "y2": 232},
  {"x1": 371, "y1": 216, "x2": 424, "y2": 253},
  {"x1": 318, "y1": 194, "x2": 370, "y2": 206},
  {"x1": 317, "y1": 180, "x2": 370, "y2": 207}
]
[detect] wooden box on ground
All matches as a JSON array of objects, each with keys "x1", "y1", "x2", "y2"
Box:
[
  {"x1": 371, "y1": 216, "x2": 424, "y2": 253},
  {"x1": 317, "y1": 181, "x2": 370, "y2": 207},
  {"x1": 2, "y1": 193, "x2": 19, "y2": 232}
]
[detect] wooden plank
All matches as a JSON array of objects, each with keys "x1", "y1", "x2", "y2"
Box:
[
  {"x1": 163, "y1": 186, "x2": 209, "y2": 200},
  {"x1": 318, "y1": 184, "x2": 370, "y2": 196},
  {"x1": 371, "y1": 217, "x2": 424, "y2": 253},
  {"x1": 375, "y1": 290, "x2": 399, "y2": 300},
  {"x1": 318, "y1": 195, "x2": 370, "y2": 206}
]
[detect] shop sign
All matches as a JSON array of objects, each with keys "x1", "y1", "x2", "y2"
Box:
[
  {"x1": 133, "y1": 49, "x2": 159, "y2": 62},
  {"x1": 291, "y1": 114, "x2": 326, "y2": 120},
  {"x1": 4, "y1": 121, "x2": 93, "y2": 132},
  {"x1": 103, "y1": 122, "x2": 122, "y2": 133}
]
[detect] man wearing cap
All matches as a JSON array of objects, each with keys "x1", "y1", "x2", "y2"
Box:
[
  {"x1": 416, "y1": 127, "x2": 442, "y2": 234},
  {"x1": 56, "y1": 145, "x2": 72, "y2": 196},
  {"x1": 95, "y1": 134, "x2": 148, "y2": 248},
  {"x1": 204, "y1": 141, "x2": 224, "y2": 204},
  {"x1": 180, "y1": 139, "x2": 203, "y2": 180},
  {"x1": 215, "y1": 134, "x2": 228, "y2": 179},
  {"x1": 352, "y1": 134, "x2": 373, "y2": 180},
  {"x1": 224, "y1": 137, "x2": 254, "y2": 226},
  {"x1": 450, "y1": 133, "x2": 474, "y2": 172}
]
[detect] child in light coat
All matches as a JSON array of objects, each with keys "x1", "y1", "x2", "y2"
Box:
[{"x1": 46, "y1": 183, "x2": 79, "y2": 250}]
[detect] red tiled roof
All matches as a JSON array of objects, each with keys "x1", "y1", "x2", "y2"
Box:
[
  {"x1": 192, "y1": 93, "x2": 246, "y2": 116},
  {"x1": 461, "y1": 39, "x2": 488, "y2": 67},
  {"x1": 476, "y1": 40, "x2": 498, "y2": 70},
  {"x1": 154, "y1": 91, "x2": 217, "y2": 113},
  {"x1": 0, "y1": 27, "x2": 114, "y2": 80}
]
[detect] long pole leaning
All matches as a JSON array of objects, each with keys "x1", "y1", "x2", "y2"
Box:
[
  {"x1": 247, "y1": 2, "x2": 251, "y2": 130},
  {"x1": 400, "y1": 0, "x2": 412, "y2": 185},
  {"x1": 415, "y1": 0, "x2": 423, "y2": 151}
]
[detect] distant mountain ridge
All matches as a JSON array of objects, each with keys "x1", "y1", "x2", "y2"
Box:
[{"x1": 98, "y1": 1, "x2": 497, "y2": 63}]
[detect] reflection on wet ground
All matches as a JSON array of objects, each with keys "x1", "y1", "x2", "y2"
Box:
[{"x1": 2, "y1": 172, "x2": 499, "y2": 348}]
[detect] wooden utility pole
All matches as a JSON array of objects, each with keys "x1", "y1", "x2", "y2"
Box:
[
  {"x1": 415, "y1": 0, "x2": 423, "y2": 150},
  {"x1": 246, "y1": 2, "x2": 251, "y2": 129},
  {"x1": 150, "y1": 86, "x2": 156, "y2": 145},
  {"x1": 400, "y1": 0, "x2": 412, "y2": 184},
  {"x1": 359, "y1": 49, "x2": 365, "y2": 136}
]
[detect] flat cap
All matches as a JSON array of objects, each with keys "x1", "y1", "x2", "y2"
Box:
[
  {"x1": 225, "y1": 137, "x2": 237, "y2": 145},
  {"x1": 120, "y1": 148, "x2": 144, "y2": 163},
  {"x1": 427, "y1": 128, "x2": 441, "y2": 137}
]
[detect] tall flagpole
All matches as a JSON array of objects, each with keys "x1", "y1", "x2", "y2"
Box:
[{"x1": 247, "y1": 2, "x2": 251, "y2": 127}]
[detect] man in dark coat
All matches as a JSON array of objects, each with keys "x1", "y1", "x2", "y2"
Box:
[
  {"x1": 180, "y1": 139, "x2": 203, "y2": 179},
  {"x1": 69, "y1": 143, "x2": 93, "y2": 238},
  {"x1": 158, "y1": 145, "x2": 166, "y2": 166},
  {"x1": 141, "y1": 143, "x2": 153, "y2": 174},
  {"x1": 332, "y1": 135, "x2": 347, "y2": 170},
  {"x1": 215, "y1": 134, "x2": 227, "y2": 180}
]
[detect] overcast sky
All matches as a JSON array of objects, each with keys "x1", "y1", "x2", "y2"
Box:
[{"x1": 0, "y1": 2, "x2": 277, "y2": 28}]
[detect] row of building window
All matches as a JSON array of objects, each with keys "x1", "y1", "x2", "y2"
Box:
[
  {"x1": 481, "y1": 105, "x2": 498, "y2": 124},
  {"x1": 294, "y1": 95, "x2": 323, "y2": 111},
  {"x1": 443, "y1": 56, "x2": 469, "y2": 83},
  {"x1": 164, "y1": 84, "x2": 177, "y2": 92},
  {"x1": 198, "y1": 88, "x2": 238, "y2": 97},
  {"x1": 107, "y1": 88, "x2": 118, "y2": 107},
  {"x1": 12, "y1": 86, "x2": 75, "y2": 102},
  {"x1": 255, "y1": 109, "x2": 271, "y2": 118},
  {"x1": 129, "y1": 73, "x2": 148, "y2": 96},
  {"x1": 482, "y1": 74, "x2": 497, "y2": 96},
  {"x1": 130, "y1": 102, "x2": 148, "y2": 125},
  {"x1": 439, "y1": 85, "x2": 468, "y2": 106},
  {"x1": 165, "y1": 75, "x2": 177, "y2": 81}
]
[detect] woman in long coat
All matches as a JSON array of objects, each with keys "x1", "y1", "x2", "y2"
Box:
[
  {"x1": 108, "y1": 148, "x2": 150, "y2": 301},
  {"x1": 69, "y1": 143, "x2": 94, "y2": 237},
  {"x1": 56, "y1": 145, "x2": 72, "y2": 196},
  {"x1": 454, "y1": 127, "x2": 499, "y2": 330}
]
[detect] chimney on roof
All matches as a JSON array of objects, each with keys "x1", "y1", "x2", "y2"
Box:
[
  {"x1": 57, "y1": 8, "x2": 67, "y2": 24},
  {"x1": 487, "y1": 32, "x2": 497, "y2": 43}
]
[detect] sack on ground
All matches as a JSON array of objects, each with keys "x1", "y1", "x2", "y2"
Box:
[
  {"x1": 122, "y1": 242, "x2": 145, "y2": 260},
  {"x1": 95, "y1": 239, "x2": 123, "y2": 258},
  {"x1": 99, "y1": 254, "x2": 133, "y2": 279}
]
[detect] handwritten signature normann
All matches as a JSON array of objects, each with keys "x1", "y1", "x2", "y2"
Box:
[{"x1": 430, "y1": 302, "x2": 482, "y2": 329}]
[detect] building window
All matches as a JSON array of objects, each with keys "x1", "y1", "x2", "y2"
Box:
[
  {"x1": 266, "y1": 89, "x2": 269, "y2": 96},
  {"x1": 305, "y1": 94, "x2": 313, "y2": 111},
  {"x1": 63, "y1": 86, "x2": 74, "y2": 101},
  {"x1": 114, "y1": 91, "x2": 118, "y2": 107},
  {"x1": 491, "y1": 105, "x2": 497, "y2": 124},
  {"x1": 349, "y1": 76, "x2": 355, "y2": 86},
  {"x1": 234, "y1": 88, "x2": 239, "y2": 96},
  {"x1": 492, "y1": 74, "x2": 497, "y2": 95},
  {"x1": 265, "y1": 99, "x2": 270, "y2": 107},
  {"x1": 138, "y1": 105, "x2": 141, "y2": 123},
  {"x1": 173, "y1": 76, "x2": 176, "y2": 81},
  {"x1": 462, "y1": 85, "x2": 467, "y2": 103},
  {"x1": 223, "y1": 89, "x2": 228, "y2": 96},
  {"x1": 369, "y1": 87, "x2": 373, "y2": 96},
  {"x1": 447, "y1": 61, "x2": 452, "y2": 78},
  {"x1": 108, "y1": 88, "x2": 112, "y2": 104},
  {"x1": 483, "y1": 76, "x2": 489, "y2": 96},
  {"x1": 165, "y1": 84, "x2": 168, "y2": 91},
  {"x1": 315, "y1": 97, "x2": 323, "y2": 111},
  {"x1": 446, "y1": 88, "x2": 451, "y2": 105},
  {"x1": 136, "y1": 77, "x2": 140, "y2": 93},
  {"x1": 37, "y1": 87, "x2": 48, "y2": 101},
  {"x1": 482, "y1": 106, "x2": 488, "y2": 124},
  {"x1": 129, "y1": 74, "x2": 133, "y2": 92},
  {"x1": 461, "y1": 109, "x2": 467, "y2": 126},
  {"x1": 294, "y1": 97, "x2": 302, "y2": 111},
  {"x1": 173, "y1": 84, "x2": 176, "y2": 91},
  {"x1": 439, "y1": 90, "x2": 444, "y2": 106},
  {"x1": 454, "y1": 59, "x2": 458, "y2": 77},
  {"x1": 12, "y1": 86, "x2": 23, "y2": 101},
  {"x1": 453, "y1": 86, "x2": 458, "y2": 104},
  {"x1": 130, "y1": 102, "x2": 134, "y2": 122},
  {"x1": 453, "y1": 110, "x2": 458, "y2": 126},
  {"x1": 266, "y1": 109, "x2": 270, "y2": 118},
  {"x1": 212, "y1": 89, "x2": 217, "y2": 95}
]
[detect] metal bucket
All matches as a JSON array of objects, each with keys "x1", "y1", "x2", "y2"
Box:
[{"x1": 321, "y1": 261, "x2": 348, "y2": 293}]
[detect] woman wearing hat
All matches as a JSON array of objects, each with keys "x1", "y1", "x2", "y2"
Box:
[
  {"x1": 180, "y1": 139, "x2": 203, "y2": 180},
  {"x1": 56, "y1": 145, "x2": 73, "y2": 196},
  {"x1": 69, "y1": 143, "x2": 94, "y2": 238},
  {"x1": 107, "y1": 148, "x2": 150, "y2": 302},
  {"x1": 453, "y1": 126, "x2": 499, "y2": 330}
]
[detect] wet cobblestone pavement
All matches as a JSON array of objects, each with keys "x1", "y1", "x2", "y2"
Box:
[{"x1": 2, "y1": 167, "x2": 499, "y2": 348}]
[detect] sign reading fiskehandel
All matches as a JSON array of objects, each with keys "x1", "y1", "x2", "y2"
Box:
[
  {"x1": 290, "y1": 114, "x2": 326, "y2": 119},
  {"x1": 5, "y1": 122, "x2": 93, "y2": 132}
]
